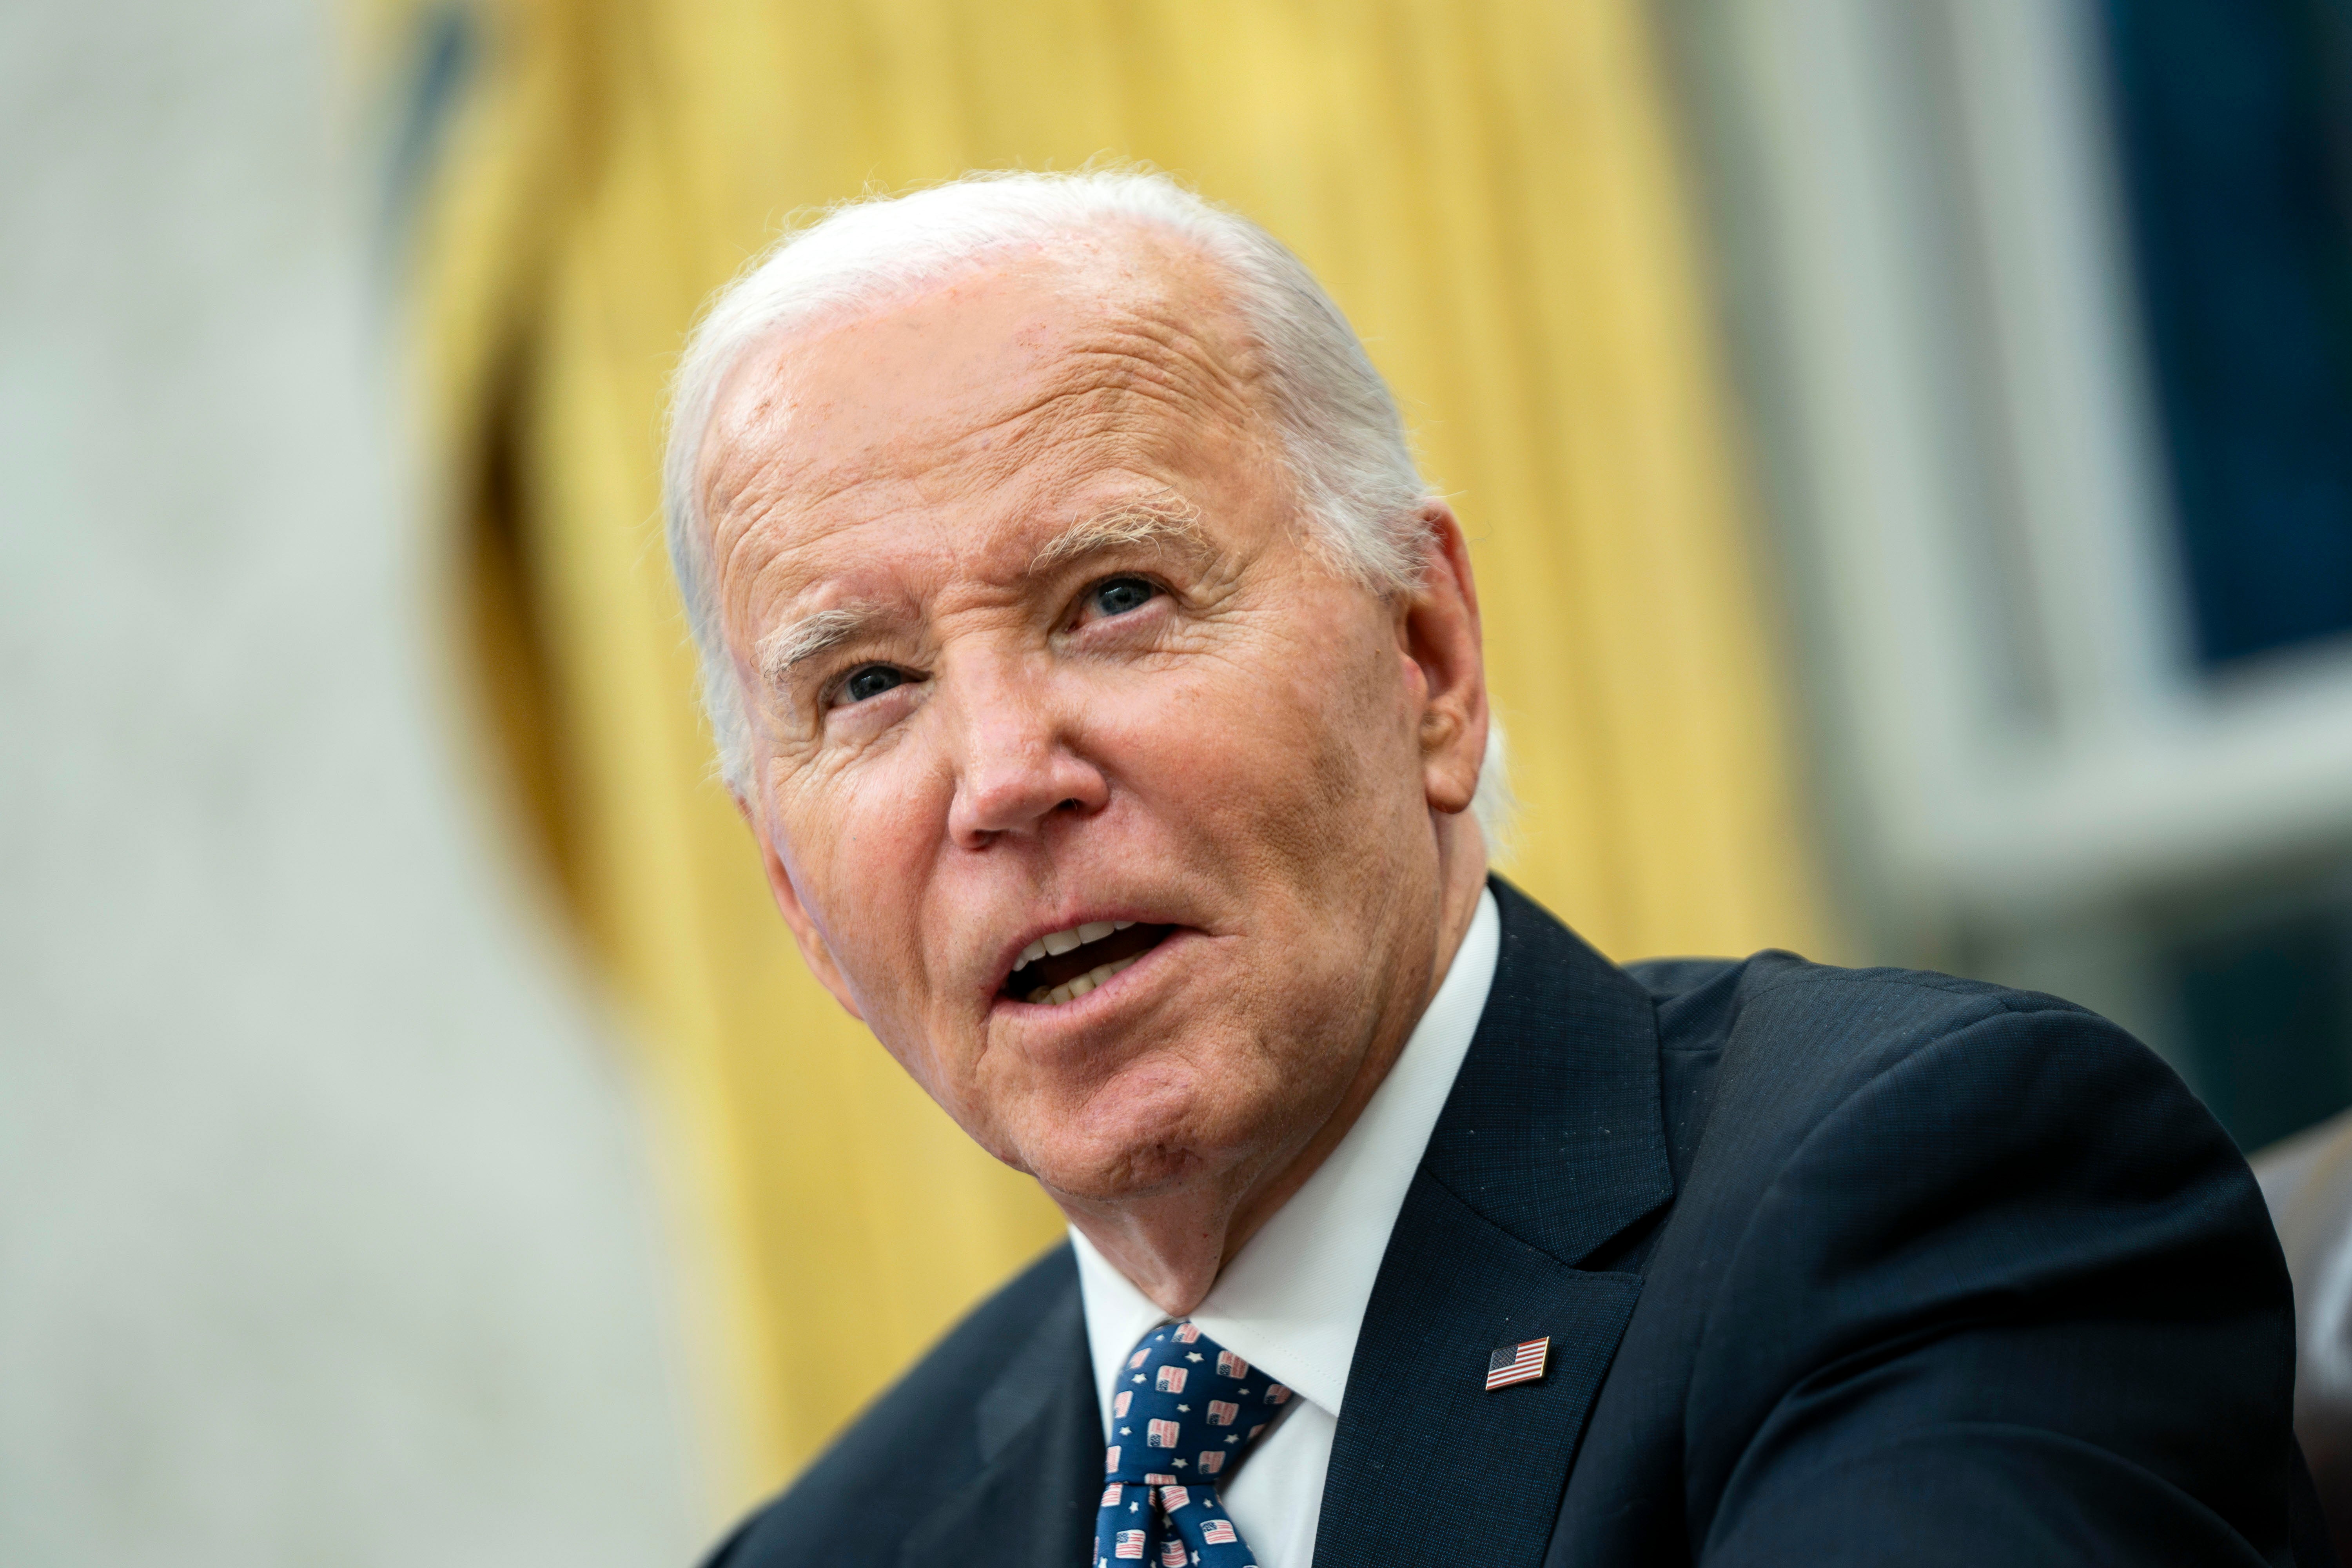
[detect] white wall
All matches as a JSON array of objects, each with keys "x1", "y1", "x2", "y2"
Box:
[
  {"x1": 1666, "y1": 0, "x2": 2352, "y2": 1075},
  {"x1": 0, "y1": 1, "x2": 702, "y2": 1563}
]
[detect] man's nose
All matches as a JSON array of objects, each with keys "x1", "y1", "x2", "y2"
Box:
[{"x1": 944, "y1": 667, "x2": 1109, "y2": 849}]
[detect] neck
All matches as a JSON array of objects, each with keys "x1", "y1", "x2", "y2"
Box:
[{"x1": 1056, "y1": 816, "x2": 1489, "y2": 1316}]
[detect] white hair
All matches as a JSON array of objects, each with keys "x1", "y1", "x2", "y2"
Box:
[{"x1": 661, "y1": 167, "x2": 1510, "y2": 846}]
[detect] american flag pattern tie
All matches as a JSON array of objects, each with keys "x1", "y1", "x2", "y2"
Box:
[{"x1": 1093, "y1": 1321, "x2": 1289, "y2": 1568}]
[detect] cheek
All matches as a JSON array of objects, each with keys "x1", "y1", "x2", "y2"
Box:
[
  {"x1": 1220, "y1": 619, "x2": 1416, "y2": 826},
  {"x1": 768, "y1": 745, "x2": 948, "y2": 1001},
  {"x1": 1082, "y1": 611, "x2": 1421, "y2": 912},
  {"x1": 1113, "y1": 600, "x2": 1402, "y2": 782}
]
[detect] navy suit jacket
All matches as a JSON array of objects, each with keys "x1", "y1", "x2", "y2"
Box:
[{"x1": 710, "y1": 879, "x2": 2332, "y2": 1566}]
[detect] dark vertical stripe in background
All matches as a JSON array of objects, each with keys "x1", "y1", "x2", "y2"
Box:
[
  {"x1": 2096, "y1": 0, "x2": 2352, "y2": 670},
  {"x1": 381, "y1": 4, "x2": 477, "y2": 261}
]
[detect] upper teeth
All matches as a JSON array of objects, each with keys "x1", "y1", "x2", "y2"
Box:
[{"x1": 1013, "y1": 920, "x2": 1134, "y2": 973}]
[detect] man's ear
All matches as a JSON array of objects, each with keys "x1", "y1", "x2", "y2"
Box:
[
  {"x1": 736, "y1": 791, "x2": 867, "y2": 1022},
  {"x1": 1400, "y1": 503, "x2": 1489, "y2": 817}
]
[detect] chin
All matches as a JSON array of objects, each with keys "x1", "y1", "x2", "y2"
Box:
[
  {"x1": 1025, "y1": 1104, "x2": 1221, "y2": 1204},
  {"x1": 1024, "y1": 1065, "x2": 1279, "y2": 1204},
  {"x1": 1025, "y1": 1149, "x2": 1175, "y2": 1206}
]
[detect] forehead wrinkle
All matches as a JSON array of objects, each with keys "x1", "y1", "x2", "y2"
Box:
[
  {"x1": 715, "y1": 260, "x2": 1261, "y2": 501},
  {"x1": 1100, "y1": 294, "x2": 1266, "y2": 425},
  {"x1": 711, "y1": 226, "x2": 1264, "y2": 471},
  {"x1": 704, "y1": 238, "x2": 1274, "y2": 655},
  {"x1": 933, "y1": 337, "x2": 1267, "y2": 510},
  {"x1": 714, "y1": 346, "x2": 1195, "y2": 544},
  {"x1": 1007, "y1": 303, "x2": 1265, "y2": 446}
]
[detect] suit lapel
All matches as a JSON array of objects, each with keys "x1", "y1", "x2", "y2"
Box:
[
  {"x1": 1316, "y1": 878, "x2": 1674, "y2": 1567},
  {"x1": 897, "y1": 1258, "x2": 1101, "y2": 1568}
]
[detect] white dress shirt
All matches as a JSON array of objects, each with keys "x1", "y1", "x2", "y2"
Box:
[{"x1": 1071, "y1": 887, "x2": 1501, "y2": 1568}]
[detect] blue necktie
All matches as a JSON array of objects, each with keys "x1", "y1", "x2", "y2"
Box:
[{"x1": 1094, "y1": 1321, "x2": 1290, "y2": 1568}]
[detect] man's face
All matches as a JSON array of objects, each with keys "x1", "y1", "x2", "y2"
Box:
[{"x1": 700, "y1": 231, "x2": 1481, "y2": 1209}]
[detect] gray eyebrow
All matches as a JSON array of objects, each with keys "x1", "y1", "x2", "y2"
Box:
[
  {"x1": 1028, "y1": 498, "x2": 1208, "y2": 574},
  {"x1": 756, "y1": 501, "x2": 1206, "y2": 689},
  {"x1": 757, "y1": 604, "x2": 889, "y2": 686}
]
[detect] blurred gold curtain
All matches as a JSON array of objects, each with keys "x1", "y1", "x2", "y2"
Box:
[{"x1": 397, "y1": 0, "x2": 1830, "y2": 1519}]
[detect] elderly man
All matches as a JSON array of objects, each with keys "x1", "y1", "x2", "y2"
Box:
[{"x1": 665, "y1": 171, "x2": 2323, "y2": 1567}]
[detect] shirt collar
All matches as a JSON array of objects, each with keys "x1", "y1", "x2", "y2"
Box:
[{"x1": 1072, "y1": 886, "x2": 1502, "y2": 1424}]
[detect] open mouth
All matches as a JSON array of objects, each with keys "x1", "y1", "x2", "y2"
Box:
[{"x1": 1002, "y1": 920, "x2": 1176, "y2": 1006}]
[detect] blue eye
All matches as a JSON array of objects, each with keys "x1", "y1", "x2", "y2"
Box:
[
  {"x1": 1092, "y1": 576, "x2": 1157, "y2": 618},
  {"x1": 838, "y1": 665, "x2": 907, "y2": 704}
]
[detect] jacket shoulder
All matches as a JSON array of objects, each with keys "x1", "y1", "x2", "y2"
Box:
[
  {"x1": 1624, "y1": 949, "x2": 2167, "y2": 1202},
  {"x1": 1606, "y1": 951, "x2": 2296, "y2": 1559},
  {"x1": 1626, "y1": 948, "x2": 2096, "y2": 1046},
  {"x1": 1636, "y1": 945, "x2": 2107, "y2": 1074},
  {"x1": 704, "y1": 1243, "x2": 1080, "y2": 1567}
]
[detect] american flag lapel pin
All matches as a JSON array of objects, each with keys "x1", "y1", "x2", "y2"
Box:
[{"x1": 1485, "y1": 1336, "x2": 1550, "y2": 1391}]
